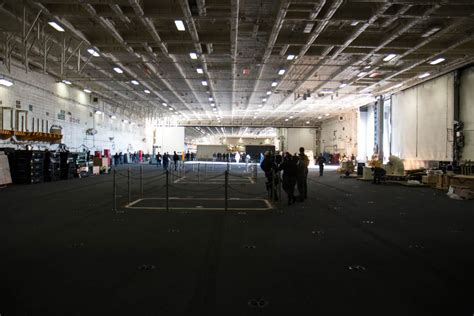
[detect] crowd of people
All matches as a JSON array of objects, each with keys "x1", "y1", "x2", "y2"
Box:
[
  {"x1": 212, "y1": 152, "x2": 251, "y2": 163},
  {"x1": 260, "y1": 147, "x2": 310, "y2": 206}
]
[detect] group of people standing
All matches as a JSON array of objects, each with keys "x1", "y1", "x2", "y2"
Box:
[
  {"x1": 260, "y1": 147, "x2": 310, "y2": 206},
  {"x1": 155, "y1": 151, "x2": 180, "y2": 171}
]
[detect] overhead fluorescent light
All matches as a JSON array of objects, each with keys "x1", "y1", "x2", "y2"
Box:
[
  {"x1": 83, "y1": 89, "x2": 92, "y2": 94},
  {"x1": 364, "y1": 65, "x2": 371, "y2": 69},
  {"x1": 211, "y1": 103, "x2": 215, "y2": 107},
  {"x1": 306, "y1": 121, "x2": 310, "y2": 124},
  {"x1": 110, "y1": 115, "x2": 116, "y2": 119},
  {"x1": 350, "y1": 21, "x2": 359, "y2": 26},
  {"x1": 303, "y1": 22, "x2": 314, "y2": 33},
  {"x1": 289, "y1": 116, "x2": 293, "y2": 119},
  {"x1": 113, "y1": 67, "x2": 123, "y2": 74},
  {"x1": 62, "y1": 80, "x2": 71, "y2": 85},
  {"x1": 357, "y1": 72, "x2": 368, "y2": 77},
  {"x1": 393, "y1": 83, "x2": 403, "y2": 88},
  {"x1": 320, "y1": 89, "x2": 334, "y2": 94},
  {"x1": 123, "y1": 119, "x2": 128, "y2": 123},
  {"x1": 278, "y1": 69, "x2": 286, "y2": 75},
  {"x1": 287, "y1": 55, "x2": 295, "y2": 61},
  {"x1": 258, "y1": 104, "x2": 263, "y2": 107},
  {"x1": 201, "y1": 81, "x2": 208, "y2": 86},
  {"x1": 196, "y1": 68, "x2": 204, "y2": 74},
  {"x1": 285, "y1": 118, "x2": 289, "y2": 122},
  {"x1": 418, "y1": 72, "x2": 430, "y2": 79},
  {"x1": 369, "y1": 72, "x2": 380, "y2": 78},
  {"x1": 318, "y1": 116, "x2": 322, "y2": 119},
  {"x1": 209, "y1": 97, "x2": 213, "y2": 101},
  {"x1": 95, "y1": 110, "x2": 102, "y2": 115},
  {"x1": 383, "y1": 54, "x2": 397, "y2": 62},
  {"x1": 422, "y1": 26, "x2": 442, "y2": 38},
  {"x1": 174, "y1": 20, "x2": 185, "y2": 31},
  {"x1": 271, "y1": 81, "x2": 278, "y2": 87},
  {"x1": 325, "y1": 113, "x2": 330, "y2": 116},
  {"x1": 0, "y1": 79, "x2": 14, "y2": 87},
  {"x1": 339, "y1": 83, "x2": 348, "y2": 88},
  {"x1": 131, "y1": 80, "x2": 139, "y2": 85},
  {"x1": 87, "y1": 48, "x2": 99, "y2": 57},
  {"x1": 48, "y1": 21, "x2": 65, "y2": 32},
  {"x1": 429, "y1": 57, "x2": 445, "y2": 65},
  {"x1": 144, "y1": 89, "x2": 151, "y2": 94},
  {"x1": 169, "y1": 107, "x2": 173, "y2": 111},
  {"x1": 262, "y1": 98, "x2": 267, "y2": 102},
  {"x1": 190, "y1": 52, "x2": 198, "y2": 60},
  {"x1": 253, "y1": 116, "x2": 257, "y2": 119},
  {"x1": 162, "y1": 102, "x2": 167, "y2": 106},
  {"x1": 266, "y1": 91, "x2": 272, "y2": 95}
]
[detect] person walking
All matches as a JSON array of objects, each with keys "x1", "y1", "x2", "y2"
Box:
[
  {"x1": 173, "y1": 151, "x2": 179, "y2": 171},
  {"x1": 316, "y1": 154, "x2": 326, "y2": 176},
  {"x1": 296, "y1": 147, "x2": 309, "y2": 201},
  {"x1": 278, "y1": 152, "x2": 297, "y2": 205},
  {"x1": 163, "y1": 152, "x2": 169, "y2": 170},
  {"x1": 260, "y1": 151, "x2": 278, "y2": 201},
  {"x1": 156, "y1": 152, "x2": 162, "y2": 168}
]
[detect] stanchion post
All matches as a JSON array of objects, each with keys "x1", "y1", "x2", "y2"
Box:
[
  {"x1": 278, "y1": 171, "x2": 282, "y2": 210},
  {"x1": 271, "y1": 169, "x2": 276, "y2": 203},
  {"x1": 205, "y1": 163, "x2": 207, "y2": 177},
  {"x1": 127, "y1": 167, "x2": 131, "y2": 205},
  {"x1": 198, "y1": 163, "x2": 201, "y2": 183},
  {"x1": 140, "y1": 165, "x2": 144, "y2": 199},
  {"x1": 113, "y1": 169, "x2": 117, "y2": 212},
  {"x1": 225, "y1": 170, "x2": 229, "y2": 211},
  {"x1": 166, "y1": 170, "x2": 169, "y2": 211}
]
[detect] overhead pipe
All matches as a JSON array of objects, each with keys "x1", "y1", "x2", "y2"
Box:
[{"x1": 229, "y1": 0, "x2": 240, "y2": 120}]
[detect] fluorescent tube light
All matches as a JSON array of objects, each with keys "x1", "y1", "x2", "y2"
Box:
[
  {"x1": 287, "y1": 55, "x2": 295, "y2": 60},
  {"x1": 357, "y1": 72, "x2": 368, "y2": 77},
  {"x1": 62, "y1": 80, "x2": 71, "y2": 85},
  {"x1": 383, "y1": 54, "x2": 397, "y2": 62},
  {"x1": 196, "y1": 68, "x2": 203, "y2": 74},
  {"x1": 418, "y1": 72, "x2": 430, "y2": 79},
  {"x1": 131, "y1": 80, "x2": 139, "y2": 85},
  {"x1": 266, "y1": 91, "x2": 272, "y2": 95},
  {"x1": 201, "y1": 81, "x2": 208, "y2": 86},
  {"x1": 339, "y1": 83, "x2": 348, "y2": 88},
  {"x1": 113, "y1": 67, "x2": 123, "y2": 74},
  {"x1": 0, "y1": 79, "x2": 14, "y2": 87},
  {"x1": 271, "y1": 81, "x2": 278, "y2": 87},
  {"x1": 83, "y1": 89, "x2": 91, "y2": 94},
  {"x1": 48, "y1": 21, "x2": 65, "y2": 32},
  {"x1": 278, "y1": 69, "x2": 286, "y2": 75},
  {"x1": 144, "y1": 89, "x2": 151, "y2": 94},
  {"x1": 190, "y1": 52, "x2": 198, "y2": 60},
  {"x1": 87, "y1": 48, "x2": 99, "y2": 57},
  {"x1": 174, "y1": 20, "x2": 185, "y2": 31},
  {"x1": 95, "y1": 110, "x2": 102, "y2": 115},
  {"x1": 429, "y1": 57, "x2": 445, "y2": 65}
]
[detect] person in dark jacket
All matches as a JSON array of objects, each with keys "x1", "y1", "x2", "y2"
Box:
[
  {"x1": 316, "y1": 154, "x2": 326, "y2": 176},
  {"x1": 278, "y1": 152, "x2": 297, "y2": 205},
  {"x1": 163, "y1": 152, "x2": 169, "y2": 170},
  {"x1": 260, "y1": 151, "x2": 278, "y2": 201},
  {"x1": 173, "y1": 151, "x2": 179, "y2": 171},
  {"x1": 156, "y1": 152, "x2": 162, "y2": 167},
  {"x1": 296, "y1": 147, "x2": 309, "y2": 201}
]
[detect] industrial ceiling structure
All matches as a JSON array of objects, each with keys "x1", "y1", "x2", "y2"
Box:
[{"x1": 1, "y1": 0, "x2": 474, "y2": 127}]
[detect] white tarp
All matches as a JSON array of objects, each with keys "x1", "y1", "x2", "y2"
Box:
[
  {"x1": 460, "y1": 66, "x2": 474, "y2": 160},
  {"x1": 392, "y1": 73, "x2": 454, "y2": 161}
]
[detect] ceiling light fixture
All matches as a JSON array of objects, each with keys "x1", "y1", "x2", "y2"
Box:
[
  {"x1": 289, "y1": 116, "x2": 293, "y2": 119},
  {"x1": 285, "y1": 118, "x2": 289, "y2": 122},
  {"x1": 0, "y1": 78, "x2": 14, "y2": 87},
  {"x1": 278, "y1": 69, "x2": 286, "y2": 75},
  {"x1": 383, "y1": 54, "x2": 397, "y2": 62},
  {"x1": 131, "y1": 80, "x2": 139, "y2": 85},
  {"x1": 211, "y1": 103, "x2": 215, "y2": 107},
  {"x1": 418, "y1": 72, "x2": 430, "y2": 79},
  {"x1": 357, "y1": 72, "x2": 368, "y2": 77},
  {"x1": 87, "y1": 48, "x2": 100, "y2": 57},
  {"x1": 209, "y1": 97, "x2": 213, "y2": 101},
  {"x1": 266, "y1": 91, "x2": 272, "y2": 95},
  {"x1": 174, "y1": 20, "x2": 186, "y2": 31},
  {"x1": 190, "y1": 52, "x2": 198, "y2": 59},
  {"x1": 320, "y1": 89, "x2": 334, "y2": 94},
  {"x1": 350, "y1": 21, "x2": 359, "y2": 26},
  {"x1": 306, "y1": 121, "x2": 310, "y2": 124},
  {"x1": 303, "y1": 22, "x2": 314, "y2": 33},
  {"x1": 339, "y1": 83, "x2": 348, "y2": 88},
  {"x1": 62, "y1": 80, "x2": 71, "y2": 85},
  {"x1": 325, "y1": 113, "x2": 330, "y2": 117},
  {"x1": 162, "y1": 102, "x2": 167, "y2": 107},
  {"x1": 48, "y1": 21, "x2": 65, "y2": 32},
  {"x1": 422, "y1": 26, "x2": 442, "y2": 38},
  {"x1": 271, "y1": 81, "x2": 278, "y2": 87},
  {"x1": 196, "y1": 68, "x2": 204, "y2": 74},
  {"x1": 201, "y1": 81, "x2": 208, "y2": 86},
  {"x1": 123, "y1": 119, "x2": 128, "y2": 123},
  {"x1": 110, "y1": 115, "x2": 116, "y2": 119},
  {"x1": 287, "y1": 54, "x2": 295, "y2": 60},
  {"x1": 113, "y1": 67, "x2": 123, "y2": 74},
  {"x1": 369, "y1": 72, "x2": 380, "y2": 78},
  {"x1": 393, "y1": 83, "x2": 403, "y2": 88},
  {"x1": 429, "y1": 57, "x2": 446, "y2": 65},
  {"x1": 83, "y1": 89, "x2": 91, "y2": 94},
  {"x1": 144, "y1": 89, "x2": 151, "y2": 94},
  {"x1": 262, "y1": 98, "x2": 267, "y2": 102},
  {"x1": 95, "y1": 110, "x2": 102, "y2": 115}
]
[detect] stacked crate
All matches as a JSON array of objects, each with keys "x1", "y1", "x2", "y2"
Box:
[
  {"x1": 60, "y1": 151, "x2": 76, "y2": 180},
  {"x1": 12, "y1": 150, "x2": 45, "y2": 184},
  {"x1": 44, "y1": 151, "x2": 61, "y2": 182}
]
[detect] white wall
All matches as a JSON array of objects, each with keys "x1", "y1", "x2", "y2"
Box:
[
  {"x1": 391, "y1": 73, "x2": 454, "y2": 164},
  {"x1": 287, "y1": 128, "x2": 316, "y2": 154},
  {"x1": 321, "y1": 110, "x2": 358, "y2": 156},
  {"x1": 460, "y1": 66, "x2": 474, "y2": 160},
  {"x1": 0, "y1": 64, "x2": 151, "y2": 154}
]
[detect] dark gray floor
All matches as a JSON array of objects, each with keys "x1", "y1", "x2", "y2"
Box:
[{"x1": 1, "y1": 164, "x2": 473, "y2": 316}]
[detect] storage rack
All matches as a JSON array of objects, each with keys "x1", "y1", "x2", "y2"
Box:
[{"x1": 12, "y1": 150, "x2": 45, "y2": 184}]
